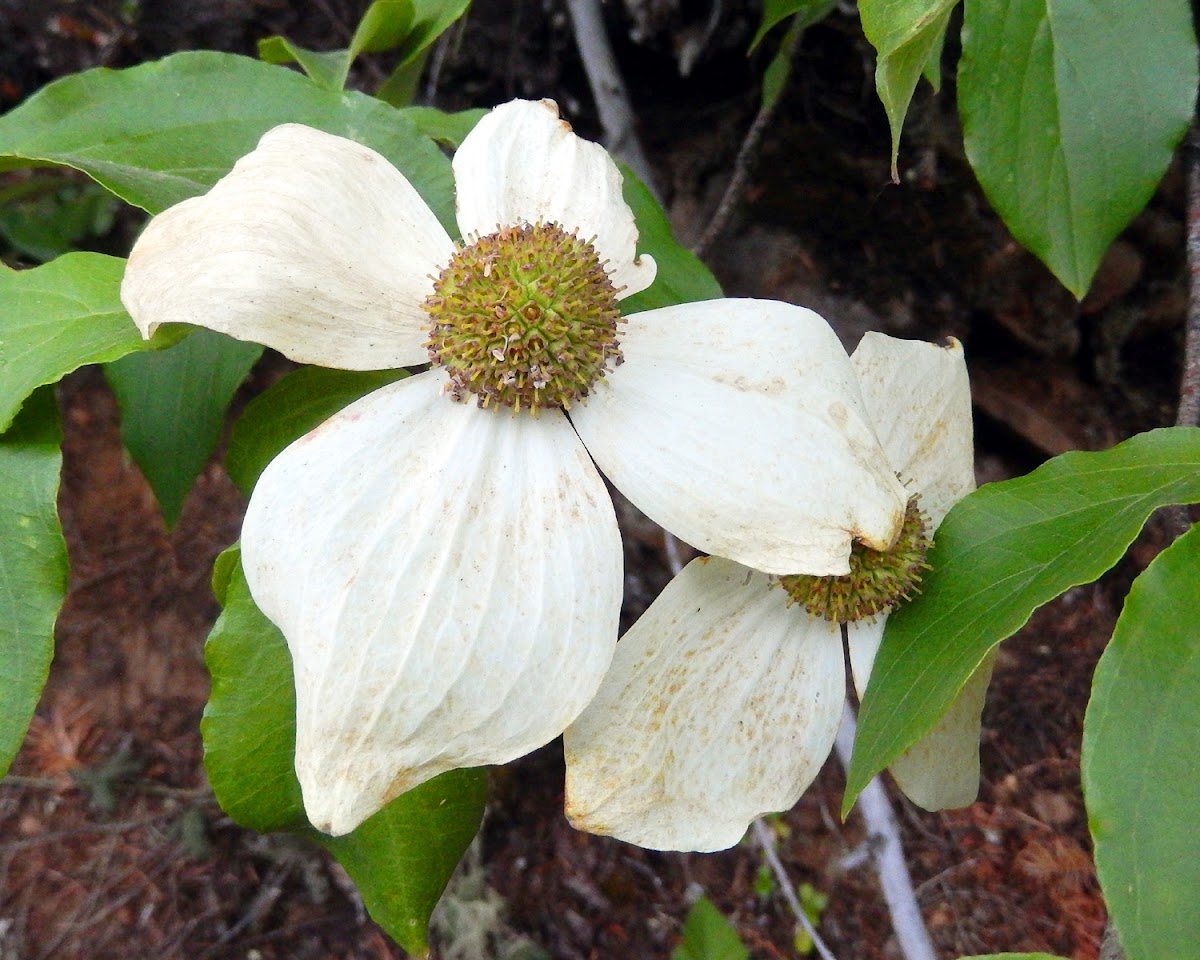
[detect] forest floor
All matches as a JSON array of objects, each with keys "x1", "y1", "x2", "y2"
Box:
[{"x1": 0, "y1": 0, "x2": 1189, "y2": 957}]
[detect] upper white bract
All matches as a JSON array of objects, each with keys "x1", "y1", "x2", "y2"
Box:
[
  {"x1": 121, "y1": 99, "x2": 909, "y2": 837},
  {"x1": 564, "y1": 333, "x2": 988, "y2": 852}
]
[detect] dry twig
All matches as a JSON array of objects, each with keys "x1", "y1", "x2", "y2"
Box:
[
  {"x1": 833, "y1": 703, "x2": 937, "y2": 960},
  {"x1": 751, "y1": 819, "x2": 838, "y2": 960},
  {"x1": 564, "y1": 0, "x2": 658, "y2": 196},
  {"x1": 692, "y1": 23, "x2": 806, "y2": 259},
  {"x1": 1177, "y1": 120, "x2": 1200, "y2": 430},
  {"x1": 1163, "y1": 119, "x2": 1200, "y2": 541}
]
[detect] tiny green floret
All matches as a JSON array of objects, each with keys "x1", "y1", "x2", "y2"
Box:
[
  {"x1": 778, "y1": 495, "x2": 932, "y2": 623},
  {"x1": 424, "y1": 222, "x2": 623, "y2": 412}
]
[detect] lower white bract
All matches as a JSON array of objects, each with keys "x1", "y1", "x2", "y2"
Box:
[
  {"x1": 564, "y1": 333, "x2": 988, "y2": 852},
  {"x1": 120, "y1": 99, "x2": 911, "y2": 837}
]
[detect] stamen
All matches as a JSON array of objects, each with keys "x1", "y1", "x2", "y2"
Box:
[
  {"x1": 777, "y1": 494, "x2": 933, "y2": 623},
  {"x1": 423, "y1": 222, "x2": 622, "y2": 412}
]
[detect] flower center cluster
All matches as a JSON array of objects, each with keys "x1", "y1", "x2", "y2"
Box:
[
  {"x1": 424, "y1": 222, "x2": 623, "y2": 412},
  {"x1": 777, "y1": 495, "x2": 932, "y2": 623}
]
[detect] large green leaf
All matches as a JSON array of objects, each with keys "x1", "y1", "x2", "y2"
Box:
[
  {"x1": 860, "y1": 0, "x2": 956, "y2": 178},
  {"x1": 0, "y1": 252, "x2": 182, "y2": 433},
  {"x1": 958, "y1": 0, "x2": 1197, "y2": 296},
  {"x1": 225, "y1": 366, "x2": 407, "y2": 496},
  {"x1": 1083, "y1": 522, "x2": 1200, "y2": 960},
  {"x1": 619, "y1": 167, "x2": 723, "y2": 314},
  {"x1": 105, "y1": 330, "x2": 262, "y2": 527},
  {"x1": 0, "y1": 50, "x2": 455, "y2": 229},
  {"x1": 845, "y1": 426, "x2": 1200, "y2": 812},
  {"x1": 202, "y1": 551, "x2": 486, "y2": 955},
  {"x1": 0, "y1": 389, "x2": 66, "y2": 778}
]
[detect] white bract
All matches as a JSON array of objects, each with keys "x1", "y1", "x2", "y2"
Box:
[
  {"x1": 121, "y1": 99, "x2": 908, "y2": 837},
  {"x1": 564, "y1": 333, "x2": 989, "y2": 852}
]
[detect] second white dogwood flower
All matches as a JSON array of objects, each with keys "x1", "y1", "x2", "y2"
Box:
[
  {"x1": 565, "y1": 333, "x2": 988, "y2": 852},
  {"x1": 121, "y1": 99, "x2": 907, "y2": 837}
]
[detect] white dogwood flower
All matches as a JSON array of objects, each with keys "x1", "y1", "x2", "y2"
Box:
[
  {"x1": 564, "y1": 333, "x2": 989, "y2": 852},
  {"x1": 121, "y1": 99, "x2": 907, "y2": 837}
]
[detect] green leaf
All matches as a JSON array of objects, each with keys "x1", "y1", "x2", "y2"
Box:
[
  {"x1": 619, "y1": 167, "x2": 723, "y2": 315},
  {"x1": 398, "y1": 106, "x2": 487, "y2": 148},
  {"x1": 392, "y1": 0, "x2": 471, "y2": 66},
  {"x1": 0, "y1": 252, "x2": 184, "y2": 434},
  {"x1": 374, "y1": 0, "x2": 472, "y2": 106},
  {"x1": 226, "y1": 366, "x2": 407, "y2": 496},
  {"x1": 202, "y1": 551, "x2": 486, "y2": 955},
  {"x1": 314, "y1": 769, "x2": 485, "y2": 956},
  {"x1": 105, "y1": 329, "x2": 262, "y2": 527},
  {"x1": 0, "y1": 389, "x2": 66, "y2": 778},
  {"x1": 958, "y1": 0, "x2": 1198, "y2": 297},
  {"x1": 749, "y1": 0, "x2": 835, "y2": 51},
  {"x1": 958, "y1": 955, "x2": 1071, "y2": 960},
  {"x1": 257, "y1": 36, "x2": 350, "y2": 90},
  {"x1": 0, "y1": 180, "x2": 117, "y2": 263},
  {"x1": 845, "y1": 426, "x2": 1200, "y2": 814},
  {"x1": 760, "y1": 16, "x2": 802, "y2": 113},
  {"x1": 211, "y1": 544, "x2": 239, "y2": 605},
  {"x1": 859, "y1": 0, "x2": 956, "y2": 180},
  {"x1": 0, "y1": 50, "x2": 456, "y2": 230},
  {"x1": 374, "y1": 57, "x2": 427, "y2": 108},
  {"x1": 671, "y1": 896, "x2": 749, "y2": 960},
  {"x1": 350, "y1": 0, "x2": 418, "y2": 57},
  {"x1": 921, "y1": 16, "x2": 947, "y2": 90},
  {"x1": 202, "y1": 550, "x2": 306, "y2": 830},
  {"x1": 257, "y1": 1, "x2": 416, "y2": 92},
  {"x1": 1083, "y1": 522, "x2": 1200, "y2": 960}
]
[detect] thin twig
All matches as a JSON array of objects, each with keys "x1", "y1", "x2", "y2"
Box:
[
  {"x1": 196, "y1": 859, "x2": 295, "y2": 960},
  {"x1": 2, "y1": 773, "x2": 214, "y2": 801},
  {"x1": 1177, "y1": 120, "x2": 1200, "y2": 429},
  {"x1": 1164, "y1": 120, "x2": 1200, "y2": 540},
  {"x1": 751, "y1": 819, "x2": 838, "y2": 960},
  {"x1": 43, "y1": 841, "x2": 179, "y2": 959},
  {"x1": 692, "y1": 24, "x2": 806, "y2": 259},
  {"x1": 0, "y1": 812, "x2": 180, "y2": 853},
  {"x1": 564, "y1": 0, "x2": 659, "y2": 198},
  {"x1": 833, "y1": 702, "x2": 937, "y2": 960},
  {"x1": 33, "y1": 836, "x2": 120, "y2": 960},
  {"x1": 421, "y1": 18, "x2": 461, "y2": 104}
]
